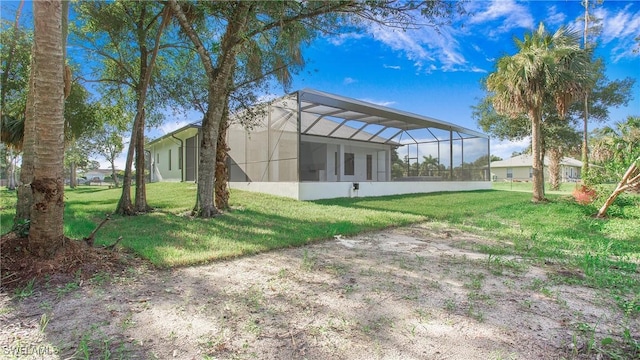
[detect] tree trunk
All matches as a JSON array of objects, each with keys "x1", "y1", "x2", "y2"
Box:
[
  {"x1": 117, "y1": 3, "x2": 169, "y2": 214},
  {"x1": 134, "y1": 116, "x2": 150, "y2": 212},
  {"x1": 530, "y1": 108, "x2": 545, "y2": 202},
  {"x1": 111, "y1": 161, "x2": 119, "y2": 188},
  {"x1": 168, "y1": 0, "x2": 251, "y2": 217},
  {"x1": 7, "y1": 149, "x2": 17, "y2": 190},
  {"x1": 195, "y1": 102, "x2": 220, "y2": 217},
  {"x1": 596, "y1": 159, "x2": 639, "y2": 218},
  {"x1": 115, "y1": 112, "x2": 138, "y2": 215},
  {"x1": 70, "y1": 161, "x2": 77, "y2": 188},
  {"x1": 28, "y1": 0, "x2": 66, "y2": 258},
  {"x1": 15, "y1": 46, "x2": 36, "y2": 225},
  {"x1": 548, "y1": 147, "x2": 562, "y2": 191},
  {"x1": 215, "y1": 107, "x2": 230, "y2": 210}
]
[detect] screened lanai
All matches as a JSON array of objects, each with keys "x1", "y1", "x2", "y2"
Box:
[{"x1": 227, "y1": 88, "x2": 491, "y2": 200}]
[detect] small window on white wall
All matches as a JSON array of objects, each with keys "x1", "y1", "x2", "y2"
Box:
[
  {"x1": 169, "y1": 149, "x2": 172, "y2": 171},
  {"x1": 344, "y1": 153, "x2": 355, "y2": 176},
  {"x1": 507, "y1": 168, "x2": 513, "y2": 179},
  {"x1": 156, "y1": 153, "x2": 160, "y2": 164}
]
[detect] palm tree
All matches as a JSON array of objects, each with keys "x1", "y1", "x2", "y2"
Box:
[
  {"x1": 591, "y1": 116, "x2": 640, "y2": 172},
  {"x1": 486, "y1": 23, "x2": 593, "y2": 202},
  {"x1": 420, "y1": 155, "x2": 439, "y2": 176},
  {"x1": 27, "y1": 0, "x2": 67, "y2": 258}
]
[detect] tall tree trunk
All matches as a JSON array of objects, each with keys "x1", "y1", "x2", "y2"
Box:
[
  {"x1": 70, "y1": 161, "x2": 77, "y2": 188},
  {"x1": 28, "y1": 0, "x2": 66, "y2": 258},
  {"x1": 169, "y1": 0, "x2": 251, "y2": 217},
  {"x1": 134, "y1": 117, "x2": 150, "y2": 212},
  {"x1": 548, "y1": 147, "x2": 562, "y2": 191},
  {"x1": 116, "y1": 4, "x2": 169, "y2": 214},
  {"x1": 530, "y1": 107, "x2": 545, "y2": 202},
  {"x1": 115, "y1": 112, "x2": 138, "y2": 215},
  {"x1": 111, "y1": 161, "x2": 119, "y2": 188},
  {"x1": 215, "y1": 105, "x2": 230, "y2": 210},
  {"x1": 7, "y1": 149, "x2": 16, "y2": 190},
  {"x1": 15, "y1": 45, "x2": 36, "y2": 225}
]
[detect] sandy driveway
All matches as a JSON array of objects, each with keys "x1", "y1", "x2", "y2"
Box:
[{"x1": 1, "y1": 222, "x2": 632, "y2": 359}]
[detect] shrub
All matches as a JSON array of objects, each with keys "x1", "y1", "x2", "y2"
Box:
[{"x1": 573, "y1": 185, "x2": 597, "y2": 205}]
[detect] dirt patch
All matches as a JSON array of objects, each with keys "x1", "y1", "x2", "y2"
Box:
[
  {"x1": 1, "y1": 223, "x2": 636, "y2": 359},
  {"x1": 1, "y1": 232, "x2": 135, "y2": 290}
]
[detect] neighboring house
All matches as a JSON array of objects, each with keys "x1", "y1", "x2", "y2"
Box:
[
  {"x1": 490, "y1": 154, "x2": 583, "y2": 182},
  {"x1": 83, "y1": 169, "x2": 115, "y2": 183},
  {"x1": 147, "y1": 89, "x2": 491, "y2": 200}
]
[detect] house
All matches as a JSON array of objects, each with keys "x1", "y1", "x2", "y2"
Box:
[
  {"x1": 147, "y1": 89, "x2": 491, "y2": 200},
  {"x1": 490, "y1": 154, "x2": 583, "y2": 182},
  {"x1": 83, "y1": 169, "x2": 115, "y2": 183}
]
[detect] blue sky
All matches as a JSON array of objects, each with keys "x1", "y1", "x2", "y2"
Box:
[
  {"x1": 283, "y1": 0, "x2": 640, "y2": 160},
  {"x1": 2, "y1": 0, "x2": 639, "y2": 168}
]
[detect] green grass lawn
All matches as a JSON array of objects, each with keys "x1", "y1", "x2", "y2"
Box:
[{"x1": 2, "y1": 182, "x2": 639, "y2": 305}]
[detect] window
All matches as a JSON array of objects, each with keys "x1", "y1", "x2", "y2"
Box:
[
  {"x1": 366, "y1": 154, "x2": 372, "y2": 180},
  {"x1": 529, "y1": 167, "x2": 533, "y2": 178},
  {"x1": 344, "y1": 153, "x2": 354, "y2": 176},
  {"x1": 156, "y1": 153, "x2": 160, "y2": 164},
  {"x1": 178, "y1": 146, "x2": 183, "y2": 170},
  {"x1": 168, "y1": 149, "x2": 172, "y2": 171},
  {"x1": 334, "y1": 152, "x2": 338, "y2": 176},
  {"x1": 506, "y1": 168, "x2": 513, "y2": 179}
]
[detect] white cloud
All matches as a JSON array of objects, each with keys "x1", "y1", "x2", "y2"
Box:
[
  {"x1": 365, "y1": 22, "x2": 485, "y2": 73},
  {"x1": 160, "y1": 120, "x2": 190, "y2": 135},
  {"x1": 359, "y1": 98, "x2": 396, "y2": 107},
  {"x1": 546, "y1": 5, "x2": 567, "y2": 27},
  {"x1": 327, "y1": 32, "x2": 365, "y2": 46},
  {"x1": 467, "y1": 0, "x2": 534, "y2": 37},
  {"x1": 490, "y1": 137, "x2": 530, "y2": 160},
  {"x1": 383, "y1": 64, "x2": 401, "y2": 70},
  {"x1": 593, "y1": 4, "x2": 640, "y2": 62},
  {"x1": 343, "y1": 77, "x2": 357, "y2": 85},
  {"x1": 368, "y1": 25, "x2": 432, "y2": 61}
]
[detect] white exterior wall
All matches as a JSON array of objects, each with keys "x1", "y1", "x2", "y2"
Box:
[
  {"x1": 149, "y1": 128, "x2": 199, "y2": 182},
  {"x1": 229, "y1": 181, "x2": 491, "y2": 200},
  {"x1": 229, "y1": 182, "x2": 300, "y2": 199},
  {"x1": 492, "y1": 165, "x2": 581, "y2": 182}
]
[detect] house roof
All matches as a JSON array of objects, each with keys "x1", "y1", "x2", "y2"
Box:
[
  {"x1": 147, "y1": 122, "x2": 201, "y2": 146},
  {"x1": 490, "y1": 154, "x2": 584, "y2": 168},
  {"x1": 295, "y1": 88, "x2": 487, "y2": 142}
]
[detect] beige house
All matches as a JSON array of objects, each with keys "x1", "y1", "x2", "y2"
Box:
[{"x1": 490, "y1": 154, "x2": 583, "y2": 182}]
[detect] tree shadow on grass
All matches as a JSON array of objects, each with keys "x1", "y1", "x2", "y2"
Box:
[{"x1": 95, "y1": 206, "x2": 393, "y2": 267}]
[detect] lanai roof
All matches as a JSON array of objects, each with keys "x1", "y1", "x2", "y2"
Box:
[
  {"x1": 295, "y1": 88, "x2": 487, "y2": 144},
  {"x1": 147, "y1": 88, "x2": 488, "y2": 147}
]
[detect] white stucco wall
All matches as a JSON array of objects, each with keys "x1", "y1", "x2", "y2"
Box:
[
  {"x1": 229, "y1": 181, "x2": 492, "y2": 200},
  {"x1": 229, "y1": 182, "x2": 300, "y2": 199}
]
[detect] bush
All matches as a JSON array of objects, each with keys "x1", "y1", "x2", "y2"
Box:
[{"x1": 572, "y1": 185, "x2": 597, "y2": 205}]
